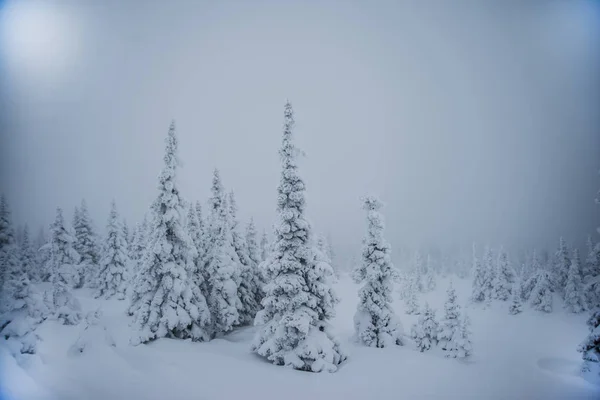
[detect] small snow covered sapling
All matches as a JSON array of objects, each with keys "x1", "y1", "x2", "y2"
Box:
[
  {"x1": 454, "y1": 314, "x2": 473, "y2": 359},
  {"x1": 564, "y1": 249, "x2": 587, "y2": 314},
  {"x1": 439, "y1": 282, "x2": 463, "y2": 358},
  {"x1": 577, "y1": 309, "x2": 600, "y2": 379},
  {"x1": 509, "y1": 280, "x2": 523, "y2": 315},
  {"x1": 410, "y1": 302, "x2": 439, "y2": 352},
  {"x1": 404, "y1": 272, "x2": 420, "y2": 315}
]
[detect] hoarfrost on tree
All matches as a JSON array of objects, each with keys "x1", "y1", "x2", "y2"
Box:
[
  {"x1": 353, "y1": 196, "x2": 403, "y2": 348},
  {"x1": 203, "y1": 170, "x2": 242, "y2": 335},
  {"x1": 251, "y1": 101, "x2": 346, "y2": 372},
  {"x1": 229, "y1": 191, "x2": 260, "y2": 325},
  {"x1": 46, "y1": 208, "x2": 82, "y2": 325},
  {"x1": 129, "y1": 121, "x2": 211, "y2": 344},
  {"x1": 410, "y1": 302, "x2": 438, "y2": 352},
  {"x1": 564, "y1": 249, "x2": 587, "y2": 313},
  {"x1": 73, "y1": 199, "x2": 100, "y2": 289},
  {"x1": 95, "y1": 201, "x2": 130, "y2": 300}
]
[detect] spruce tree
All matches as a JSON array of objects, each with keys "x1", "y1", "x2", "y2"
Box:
[
  {"x1": 577, "y1": 309, "x2": 600, "y2": 378},
  {"x1": 129, "y1": 121, "x2": 211, "y2": 344},
  {"x1": 554, "y1": 237, "x2": 570, "y2": 291},
  {"x1": 509, "y1": 280, "x2": 523, "y2": 315},
  {"x1": 96, "y1": 201, "x2": 130, "y2": 300},
  {"x1": 260, "y1": 231, "x2": 269, "y2": 262},
  {"x1": 353, "y1": 196, "x2": 403, "y2": 348},
  {"x1": 454, "y1": 314, "x2": 473, "y2": 359},
  {"x1": 413, "y1": 251, "x2": 425, "y2": 292},
  {"x1": 438, "y1": 282, "x2": 462, "y2": 357},
  {"x1": 493, "y1": 247, "x2": 515, "y2": 301},
  {"x1": 131, "y1": 214, "x2": 148, "y2": 264},
  {"x1": 404, "y1": 272, "x2": 420, "y2": 315},
  {"x1": 424, "y1": 254, "x2": 436, "y2": 292},
  {"x1": 528, "y1": 268, "x2": 554, "y2": 313},
  {"x1": 122, "y1": 219, "x2": 131, "y2": 257},
  {"x1": 251, "y1": 101, "x2": 346, "y2": 372},
  {"x1": 47, "y1": 207, "x2": 81, "y2": 325},
  {"x1": 481, "y1": 246, "x2": 496, "y2": 302},
  {"x1": 0, "y1": 217, "x2": 48, "y2": 360},
  {"x1": 0, "y1": 195, "x2": 20, "y2": 295},
  {"x1": 73, "y1": 199, "x2": 100, "y2": 288},
  {"x1": 229, "y1": 191, "x2": 259, "y2": 325},
  {"x1": 471, "y1": 243, "x2": 486, "y2": 303},
  {"x1": 245, "y1": 218, "x2": 264, "y2": 308},
  {"x1": 584, "y1": 236, "x2": 598, "y2": 283},
  {"x1": 19, "y1": 225, "x2": 38, "y2": 282},
  {"x1": 565, "y1": 249, "x2": 587, "y2": 313},
  {"x1": 202, "y1": 170, "x2": 242, "y2": 335},
  {"x1": 195, "y1": 201, "x2": 207, "y2": 265},
  {"x1": 410, "y1": 302, "x2": 438, "y2": 352}
]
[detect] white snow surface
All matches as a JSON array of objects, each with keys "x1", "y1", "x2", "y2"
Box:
[{"x1": 1, "y1": 276, "x2": 598, "y2": 400}]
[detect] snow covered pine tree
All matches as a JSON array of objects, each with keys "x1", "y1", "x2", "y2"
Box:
[
  {"x1": 353, "y1": 196, "x2": 403, "y2": 348},
  {"x1": 73, "y1": 199, "x2": 101, "y2": 288},
  {"x1": 251, "y1": 101, "x2": 346, "y2": 372},
  {"x1": 129, "y1": 121, "x2": 211, "y2": 344},
  {"x1": 46, "y1": 208, "x2": 82, "y2": 325},
  {"x1": 411, "y1": 302, "x2": 438, "y2": 352},
  {"x1": 564, "y1": 249, "x2": 587, "y2": 313},
  {"x1": 95, "y1": 201, "x2": 130, "y2": 300},
  {"x1": 203, "y1": 170, "x2": 242, "y2": 335}
]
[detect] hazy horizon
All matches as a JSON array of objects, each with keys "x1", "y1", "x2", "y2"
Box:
[{"x1": 1, "y1": 0, "x2": 599, "y2": 259}]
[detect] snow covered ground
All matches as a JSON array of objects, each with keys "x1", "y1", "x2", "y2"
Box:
[{"x1": 1, "y1": 276, "x2": 598, "y2": 400}]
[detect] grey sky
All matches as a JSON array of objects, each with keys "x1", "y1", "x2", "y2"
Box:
[{"x1": 1, "y1": 0, "x2": 599, "y2": 259}]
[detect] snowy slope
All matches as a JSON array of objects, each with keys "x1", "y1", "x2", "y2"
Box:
[{"x1": 1, "y1": 276, "x2": 599, "y2": 400}]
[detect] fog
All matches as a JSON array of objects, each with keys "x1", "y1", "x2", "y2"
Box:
[{"x1": 1, "y1": 0, "x2": 599, "y2": 261}]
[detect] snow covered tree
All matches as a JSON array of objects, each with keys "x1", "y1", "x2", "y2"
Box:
[
  {"x1": 0, "y1": 195, "x2": 20, "y2": 297},
  {"x1": 438, "y1": 282, "x2": 462, "y2": 357},
  {"x1": 96, "y1": 201, "x2": 130, "y2": 300},
  {"x1": 554, "y1": 237, "x2": 570, "y2": 291},
  {"x1": 471, "y1": 243, "x2": 486, "y2": 303},
  {"x1": 584, "y1": 236, "x2": 598, "y2": 283},
  {"x1": 578, "y1": 309, "x2": 600, "y2": 379},
  {"x1": 481, "y1": 246, "x2": 496, "y2": 302},
  {"x1": 194, "y1": 201, "x2": 207, "y2": 264},
  {"x1": 413, "y1": 251, "x2": 425, "y2": 292},
  {"x1": 186, "y1": 203, "x2": 203, "y2": 267},
  {"x1": 46, "y1": 207, "x2": 81, "y2": 325},
  {"x1": 353, "y1": 196, "x2": 403, "y2": 348},
  {"x1": 493, "y1": 247, "x2": 515, "y2": 301},
  {"x1": 129, "y1": 121, "x2": 211, "y2": 344},
  {"x1": 527, "y1": 268, "x2": 554, "y2": 313},
  {"x1": 509, "y1": 280, "x2": 523, "y2": 315},
  {"x1": 252, "y1": 101, "x2": 346, "y2": 372},
  {"x1": 229, "y1": 191, "x2": 260, "y2": 325},
  {"x1": 565, "y1": 249, "x2": 587, "y2": 313},
  {"x1": 246, "y1": 218, "x2": 264, "y2": 306},
  {"x1": 326, "y1": 234, "x2": 339, "y2": 279},
  {"x1": 404, "y1": 272, "x2": 420, "y2": 315},
  {"x1": 423, "y1": 254, "x2": 436, "y2": 292},
  {"x1": 260, "y1": 231, "x2": 269, "y2": 262},
  {"x1": 122, "y1": 219, "x2": 131, "y2": 256},
  {"x1": 203, "y1": 170, "x2": 242, "y2": 335},
  {"x1": 18, "y1": 225, "x2": 37, "y2": 282},
  {"x1": 454, "y1": 314, "x2": 473, "y2": 359},
  {"x1": 0, "y1": 210, "x2": 48, "y2": 356},
  {"x1": 73, "y1": 199, "x2": 100, "y2": 288},
  {"x1": 410, "y1": 302, "x2": 438, "y2": 352},
  {"x1": 131, "y1": 214, "x2": 148, "y2": 264}
]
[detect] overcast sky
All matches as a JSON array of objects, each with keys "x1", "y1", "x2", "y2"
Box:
[{"x1": 1, "y1": 0, "x2": 599, "y2": 260}]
